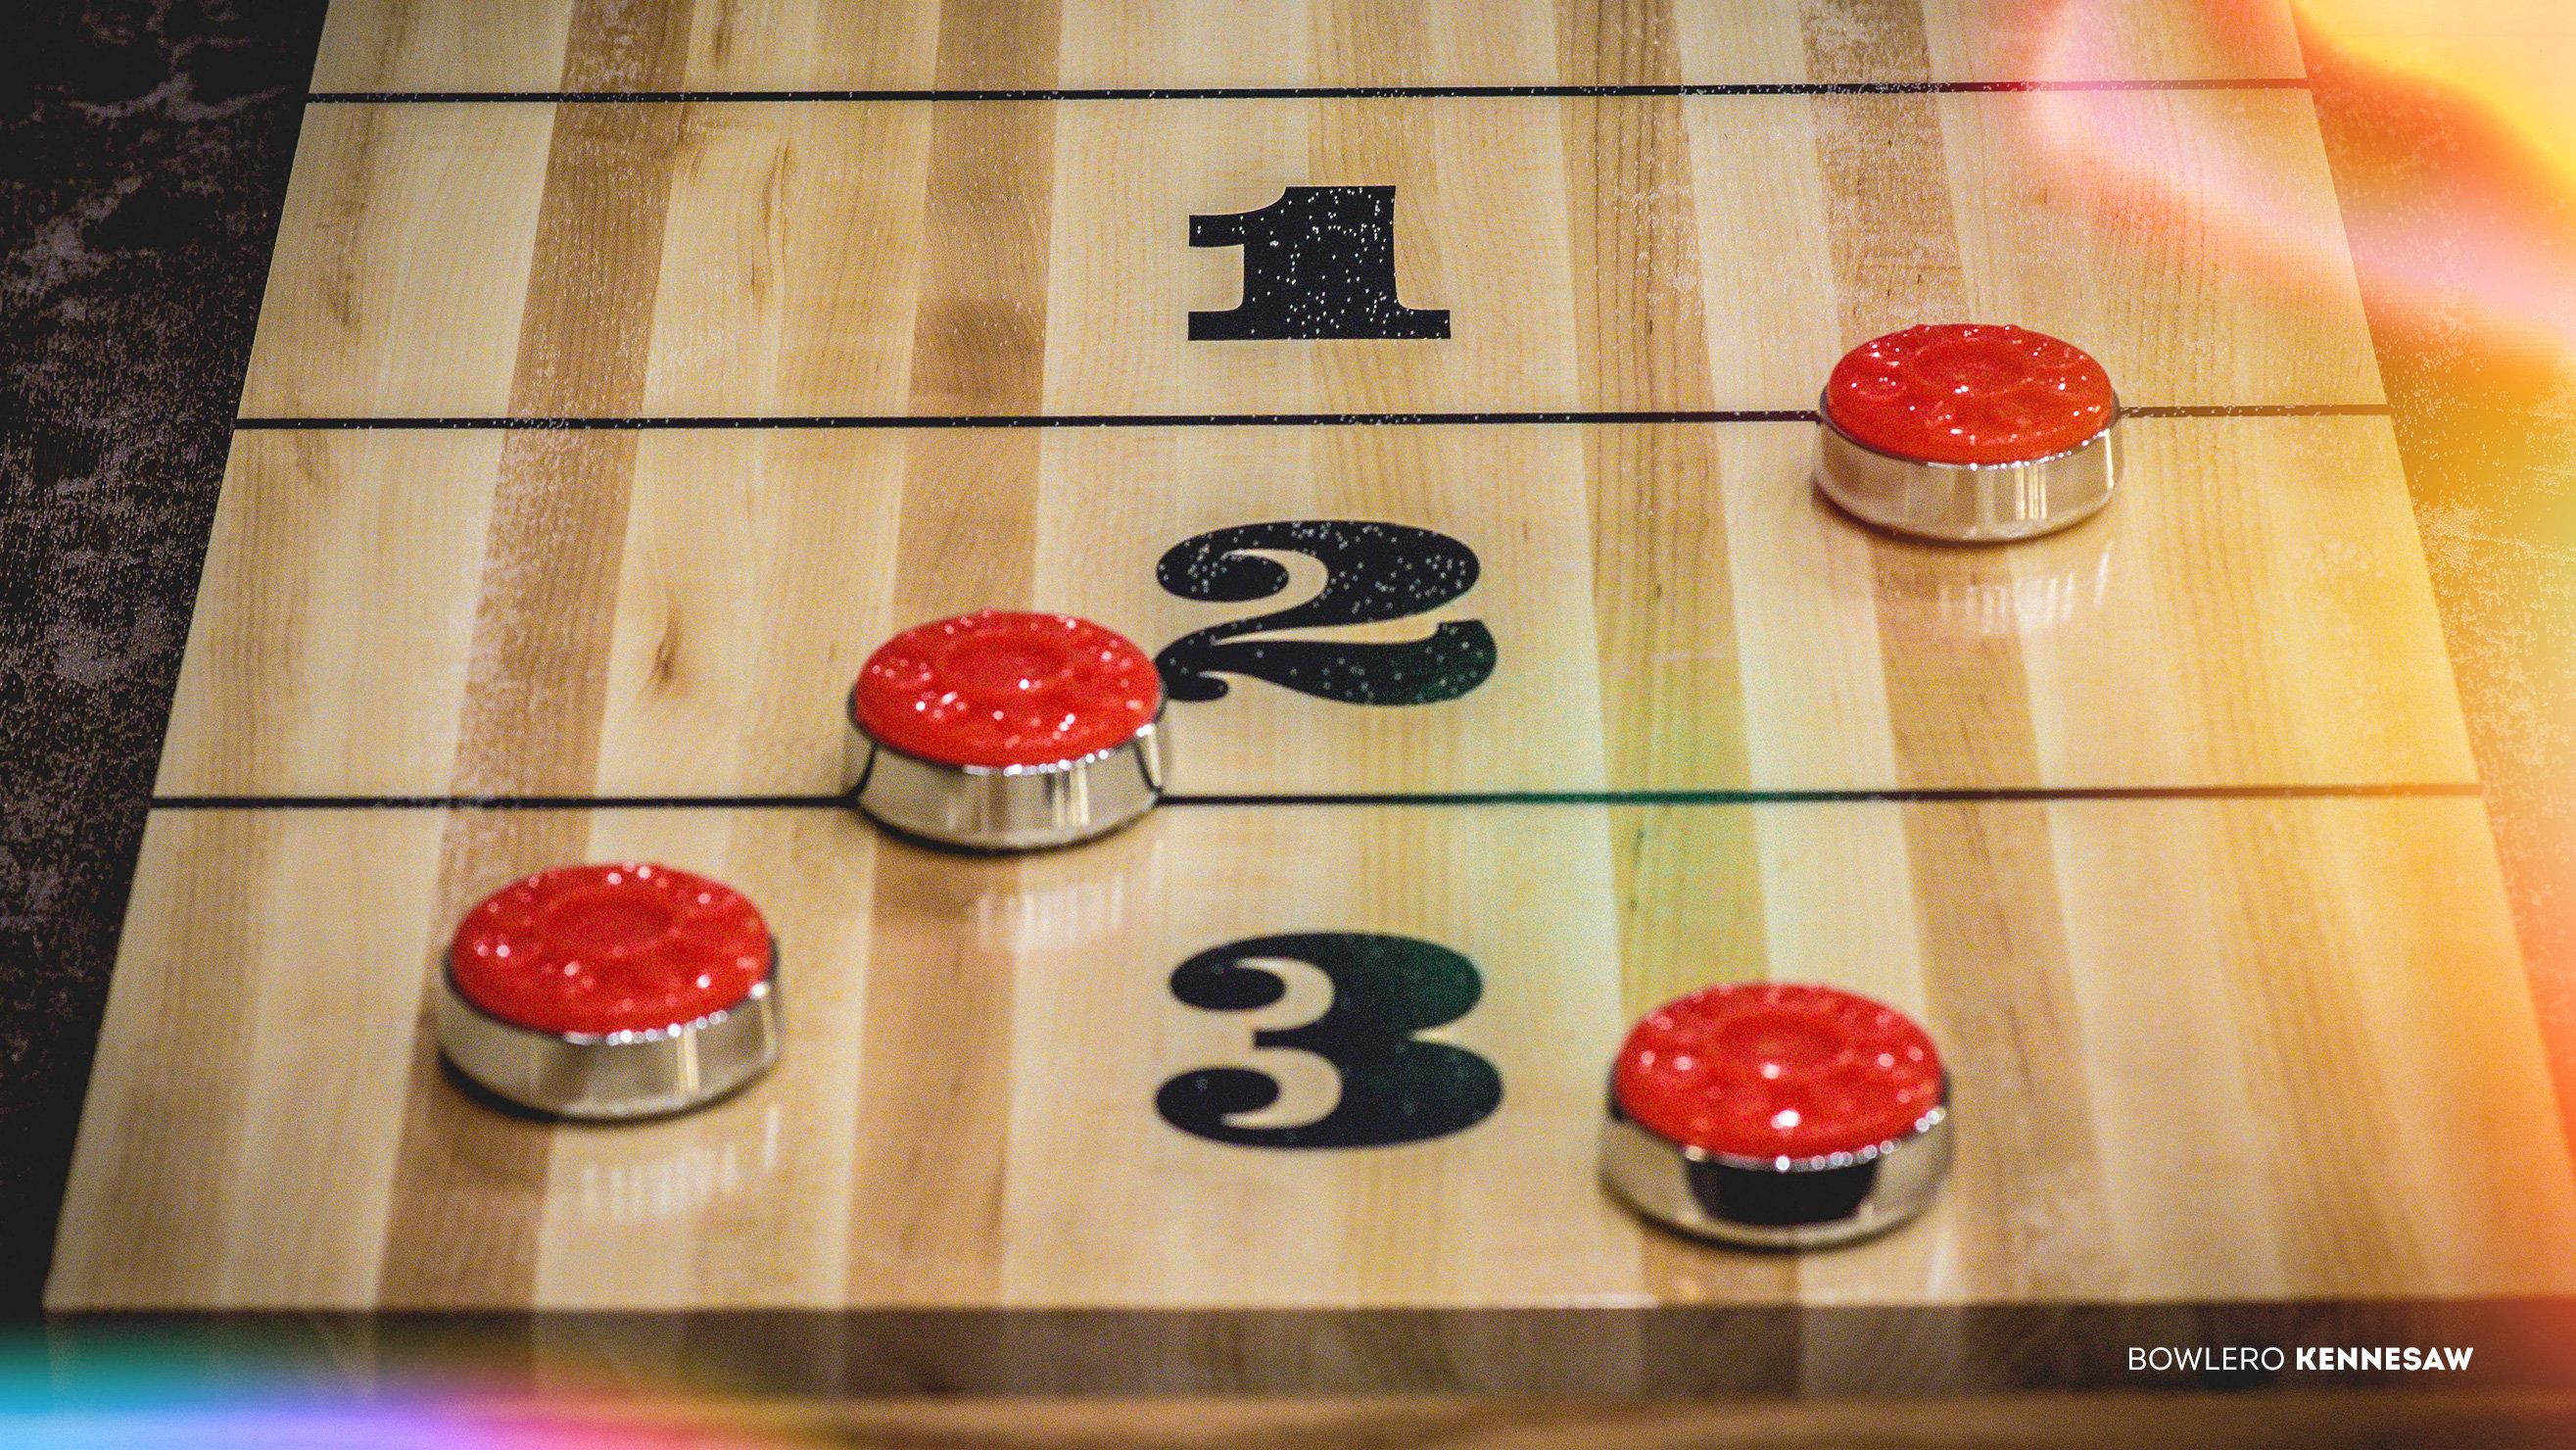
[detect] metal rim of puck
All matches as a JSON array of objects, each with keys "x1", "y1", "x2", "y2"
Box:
[
  {"x1": 1599, "y1": 983, "x2": 1952, "y2": 1249},
  {"x1": 845, "y1": 610, "x2": 1169, "y2": 852},
  {"x1": 1814, "y1": 322, "x2": 2123, "y2": 544},
  {"x1": 436, "y1": 863, "x2": 783, "y2": 1122}
]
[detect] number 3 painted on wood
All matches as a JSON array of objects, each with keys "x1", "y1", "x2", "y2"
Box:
[{"x1": 1158, "y1": 933, "x2": 1503, "y2": 1149}]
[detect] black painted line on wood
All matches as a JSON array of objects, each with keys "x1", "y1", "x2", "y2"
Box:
[
  {"x1": 232, "y1": 410, "x2": 1819, "y2": 430},
  {"x1": 153, "y1": 793, "x2": 850, "y2": 810},
  {"x1": 307, "y1": 77, "x2": 2315, "y2": 104},
  {"x1": 233, "y1": 404, "x2": 2391, "y2": 431},
  {"x1": 2121, "y1": 403, "x2": 2391, "y2": 418},
  {"x1": 1166, "y1": 783, "x2": 2483, "y2": 805},
  {"x1": 152, "y1": 782, "x2": 2480, "y2": 812}
]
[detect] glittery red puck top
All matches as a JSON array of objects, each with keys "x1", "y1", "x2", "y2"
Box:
[
  {"x1": 1614, "y1": 983, "x2": 1944, "y2": 1160},
  {"x1": 450, "y1": 863, "x2": 772, "y2": 1037},
  {"x1": 852, "y1": 610, "x2": 1163, "y2": 769},
  {"x1": 1824, "y1": 322, "x2": 2116, "y2": 465}
]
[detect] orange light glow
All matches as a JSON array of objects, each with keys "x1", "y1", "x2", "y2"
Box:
[{"x1": 2012, "y1": 0, "x2": 2576, "y2": 362}]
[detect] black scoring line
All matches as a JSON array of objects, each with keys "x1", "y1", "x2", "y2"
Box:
[
  {"x1": 151, "y1": 783, "x2": 2481, "y2": 811},
  {"x1": 306, "y1": 78, "x2": 2314, "y2": 104},
  {"x1": 232, "y1": 404, "x2": 2390, "y2": 431}
]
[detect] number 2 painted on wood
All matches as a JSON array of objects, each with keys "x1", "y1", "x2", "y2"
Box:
[{"x1": 1154, "y1": 520, "x2": 1499, "y2": 706}]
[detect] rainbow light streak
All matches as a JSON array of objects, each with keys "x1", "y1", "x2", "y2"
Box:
[
  {"x1": 0, "y1": 1347, "x2": 833, "y2": 1449},
  {"x1": 0, "y1": 1397, "x2": 829, "y2": 1449}
]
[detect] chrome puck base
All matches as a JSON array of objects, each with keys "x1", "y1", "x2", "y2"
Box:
[
  {"x1": 434, "y1": 965, "x2": 782, "y2": 1122},
  {"x1": 845, "y1": 713, "x2": 1169, "y2": 852},
  {"x1": 1815, "y1": 401, "x2": 2121, "y2": 545},
  {"x1": 1599, "y1": 1085, "x2": 1952, "y2": 1249}
]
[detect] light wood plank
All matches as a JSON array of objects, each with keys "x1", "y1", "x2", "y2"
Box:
[
  {"x1": 314, "y1": 0, "x2": 579, "y2": 93},
  {"x1": 48, "y1": 810, "x2": 451, "y2": 1307},
  {"x1": 51, "y1": 798, "x2": 2576, "y2": 1309},
  {"x1": 240, "y1": 105, "x2": 554, "y2": 419},
  {"x1": 237, "y1": 92, "x2": 2377, "y2": 418},
  {"x1": 156, "y1": 431, "x2": 501, "y2": 796},
  {"x1": 158, "y1": 416, "x2": 2470, "y2": 798},
  {"x1": 310, "y1": 1, "x2": 2307, "y2": 92}
]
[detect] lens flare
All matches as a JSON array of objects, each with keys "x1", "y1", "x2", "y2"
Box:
[
  {"x1": 0, "y1": 1339, "x2": 837, "y2": 1449},
  {"x1": 2010, "y1": 0, "x2": 2576, "y2": 361}
]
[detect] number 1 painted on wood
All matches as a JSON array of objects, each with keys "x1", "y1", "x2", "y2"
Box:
[{"x1": 1188, "y1": 186, "x2": 1452, "y2": 341}]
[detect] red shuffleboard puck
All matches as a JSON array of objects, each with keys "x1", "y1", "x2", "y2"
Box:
[
  {"x1": 437, "y1": 863, "x2": 782, "y2": 1120},
  {"x1": 1816, "y1": 322, "x2": 2122, "y2": 543},
  {"x1": 846, "y1": 610, "x2": 1169, "y2": 850},
  {"x1": 1600, "y1": 982, "x2": 1952, "y2": 1248}
]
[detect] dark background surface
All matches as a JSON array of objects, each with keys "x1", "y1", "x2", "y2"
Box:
[
  {"x1": 4, "y1": 1, "x2": 2572, "y2": 1329},
  {"x1": 1, "y1": 0, "x2": 330, "y2": 1310}
]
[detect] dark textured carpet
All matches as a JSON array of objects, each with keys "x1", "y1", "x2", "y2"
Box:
[{"x1": 1, "y1": 0, "x2": 328, "y2": 1311}]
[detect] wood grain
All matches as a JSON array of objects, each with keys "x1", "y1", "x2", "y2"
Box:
[
  {"x1": 430, "y1": 1391, "x2": 2576, "y2": 1449},
  {"x1": 310, "y1": 0, "x2": 2309, "y2": 91},
  {"x1": 238, "y1": 92, "x2": 2377, "y2": 419},
  {"x1": 50, "y1": 797, "x2": 2576, "y2": 1309},
  {"x1": 60, "y1": 8, "x2": 2565, "y2": 1431},
  {"x1": 159, "y1": 416, "x2": 2471, "y2": 798}
]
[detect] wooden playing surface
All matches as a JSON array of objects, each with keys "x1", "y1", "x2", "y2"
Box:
[{"x1": 47, "y1": 0, "x2": 2576, "y2": 1338}]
